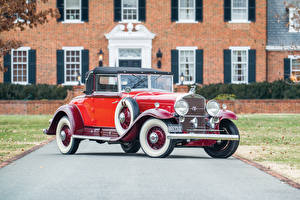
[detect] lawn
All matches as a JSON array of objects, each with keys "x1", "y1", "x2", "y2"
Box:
[
  {"x1": 235, "y1": 114, "x2": 300, "y2": 184},
  {"x1": 0, "y1": 115, "x2": 52, "y2": 163}
]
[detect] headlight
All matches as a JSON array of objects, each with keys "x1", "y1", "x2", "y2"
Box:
[
  {"x1": 174, "y1": 100, "x2": 189, "y2": 116},
  {"x1": 206, "y1": 100, "x2": 220, "y2": 117}
]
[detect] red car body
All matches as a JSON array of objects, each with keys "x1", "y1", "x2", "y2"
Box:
[{"x1": 44, "y1": 67, "x2": 240, "y2": 158}]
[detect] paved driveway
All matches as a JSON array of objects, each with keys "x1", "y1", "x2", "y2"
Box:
[{"x1": 0, "y1": 141, "x2": 299, "y2": 200}]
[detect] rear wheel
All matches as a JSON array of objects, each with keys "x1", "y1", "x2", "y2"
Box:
[
  {"x1": 204, "y1": 120, "x2": 239, "y2": 158},
  {"x1": 56, "y1": 117, "x2": 80, "y2": 154},
  {"x1": 139, "y1": 118, "x2": 174, "y2": 158},
  {"x1": 120, "y1": 140, "x2": 141, "y2": 153}
]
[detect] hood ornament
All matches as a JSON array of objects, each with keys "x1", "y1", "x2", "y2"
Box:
[{"x1": 189, "y1": 85, "x2": 196, "y2": 94}]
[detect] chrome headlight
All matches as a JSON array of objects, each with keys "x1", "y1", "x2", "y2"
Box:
[
  {"x1": 174, "y1": 100, "x2": 189, "y2": 116},
  {"x1": 206, "y1": 100, "x2": 220, "y2": 117}
]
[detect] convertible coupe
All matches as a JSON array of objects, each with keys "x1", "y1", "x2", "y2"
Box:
[{"x1": 44, "y1": 67, "x2": 240, "y2": 158}]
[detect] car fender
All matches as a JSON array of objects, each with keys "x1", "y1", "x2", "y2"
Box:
[
  {"x1": 44, "y1": 104, "x2": 84, "y2": 135},
  {"x1": 121, "y1": 108, "x2": 174, "y2": 142},
  {"x1": 218, "y1": 110, "x2": 238, "y2": 121}
]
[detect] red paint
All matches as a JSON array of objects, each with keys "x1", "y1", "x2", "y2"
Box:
[
  {"x1": 218, "y1": 110, "x2": 238, "y2": 121},
  {"x1": 62, "y1": 125, "x2": 71, "y2": 147},
  {"x1": 146, "y1": 126, "x2": 166, "y2": 150},
  {"x1": 120, "y1": 107, "x2": 131, "y2": 129}
]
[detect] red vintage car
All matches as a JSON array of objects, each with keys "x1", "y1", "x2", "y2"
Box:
[{"x1": 44, "y1": 67, "x2": 240, "y2": 158}]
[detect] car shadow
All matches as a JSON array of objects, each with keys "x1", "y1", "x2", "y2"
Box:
[{"x1": 73, "y1": 152, "x2": 213, "y2": 159}]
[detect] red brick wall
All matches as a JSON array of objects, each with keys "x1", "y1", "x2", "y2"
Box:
[
  {"x1": 0, "y1": 0, "x2": 267, "y2": 85},
  {"x1": 1, "y1": 99, "x2": 299, "y2": 115}
]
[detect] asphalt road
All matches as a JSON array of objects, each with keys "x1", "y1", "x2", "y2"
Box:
[{"x1": 0, "y1": 141, "x2": 299, "y2": 200}]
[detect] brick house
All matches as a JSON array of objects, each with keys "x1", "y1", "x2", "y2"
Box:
[
  {"x1": 266, "y1": 0, "x2": 300, "y2": 82},
  {"x1": 1, "y1": 0, "x2": 266, "y2": 86}
]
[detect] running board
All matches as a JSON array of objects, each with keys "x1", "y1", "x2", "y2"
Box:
[
  {"x1": 167, "y1": 134, "x2": 239, "y2": 141},
  {"x1": 72, "y1": 135, "x2": 117, "y2": 141}
]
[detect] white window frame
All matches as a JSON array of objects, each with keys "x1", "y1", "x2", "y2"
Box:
[
  {"x1": 177, "y1": 0, "x2": 196, "y2": 23},
  {"x1": 118, "y1": 48, "x2": 142, "y2": 67},
  {"x1": 121, "y1": 0, "x2": 139, "y2": 23},
  {"x1": 176, "y1": 46, "x2": 197, "y2": 85},
  {"x1": 63, "y1": 0, "x2": 83, "y2": 23},
  {"x1": 288, "y1": 55, "x2": 300, "y2": 82},
  {"x1": 229, "y1": 46, "x2": 250, "y2": 84},
  {"x1": 11, "y1": 47, "x2": 31, "y2": 85},
  {"x1": 62, "y1": 46, "x2": 83, "y2": 85},
  {"x1": 230, "y1": 0, "x2": 250, "y2": 23},
  {"x1": 289, "y1": 8, "x2": 300, "y2": 32}
]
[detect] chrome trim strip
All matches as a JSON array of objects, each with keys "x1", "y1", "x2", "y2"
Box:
[{"x1": 167, "y1": 134, "x2": 239, "y2": 141}]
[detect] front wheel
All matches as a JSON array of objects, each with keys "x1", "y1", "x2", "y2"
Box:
[
  {"x1": 120, "y1": 140, "x2": 141, "y2": 153},
  {"x1": 139, "y1": 118, "x2": 174, "y2": 158},
  {"x1": 56, "y1": 116, "x2": 80, "y2": 154},
  {"x1": 204, "y1": 120, "x2": 239, "y2": 158}
]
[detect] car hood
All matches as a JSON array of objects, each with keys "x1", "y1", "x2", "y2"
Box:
[{"x1": 126, "y1": 91, "x2": 187, "y2": 113}]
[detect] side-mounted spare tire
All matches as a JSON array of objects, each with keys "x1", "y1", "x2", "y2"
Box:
[{"x1": 114, "y1": 97, "x2": 140, "y2": 136}]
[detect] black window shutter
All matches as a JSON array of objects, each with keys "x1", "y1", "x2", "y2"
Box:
[
  {"x1": 224, "y1": 0, "x2": 231, "y2": 22},
  {"x1": 28, "y1": 50, "x2": 36, "y2": 84},
  {"x1": 81, "y1": 0, "x2": 89, "y2": 22},
  {"x1": 57, "y1": 0, "x2": 64, "y2": 22},
  {"x1": 57, "y1": 50, "x2": 64, "y2": 84},
  {"x1": 3, "y1": 52, "x2": 11, "y2": 83},
  {"x1": 138, "y1": 0, "x2": 146, "y2": 22},
  {"x1": 284, "y1": 58, "x2": 291, "y2": 80},
  {"x1": 195, "y1": 0, "x2": 203, "y2": 22},
  {"x1": 195, "y1": 49, "x2": 203, "y2": 84},
  {"x1": 171, "y1": 0, "x2": 178, "y2": 22},
  {"x1": 248, "y1": 49, "x2": 256, "y2": 83},
  {"x1": 248, "y1": 0, "x2": 255, "y2": 22},
  {"x1": 114, "y1": 0, "x2": 121, "y2": 22},
  {"x1": 81, "y1": 49, "x2": 89, "y2": 83},
  {"x1": 224, "y1": 49, "x2": 231, "y2": 83},
  {"x1": 171, "y1": 50, "x2": 179, "y2": 84}
]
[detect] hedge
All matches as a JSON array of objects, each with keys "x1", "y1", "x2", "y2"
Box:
[
  {"x1": 0, "y1": 83, "x2": 73, "y2": 100},
  {"x1": 195, "y1": 80, "x2": 300, "y2": 99}
]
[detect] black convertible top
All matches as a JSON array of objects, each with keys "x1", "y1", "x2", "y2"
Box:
[{"x1": 90, "y1": 67, "x2": 172, "y2": 75}]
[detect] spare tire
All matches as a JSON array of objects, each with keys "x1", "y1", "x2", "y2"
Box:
[{"x1": 114, "y1": 97, "x2": 140, "y2": 136}]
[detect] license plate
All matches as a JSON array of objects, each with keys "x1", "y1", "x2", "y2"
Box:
[{"x1": 168, "y1": 124, "x2": 182, "y2": 133}]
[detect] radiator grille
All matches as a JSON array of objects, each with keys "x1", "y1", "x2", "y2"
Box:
[{"x1": 180, "y1": 95, "x2": 206, "y2": 132}]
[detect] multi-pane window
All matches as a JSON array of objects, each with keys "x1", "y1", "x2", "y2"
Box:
[
  {"x1": 289, "y1": 8, "x2": 300, "y2": 32},
  {"x1": 122, "y1": 0, "x2": 138, "y2": 21},
  {"x1": 179, "y1": 0, "x2": 195, "y2": 21},
  {"x1": 179, "y1": 50, "x2": 195, "y2": 84},
  {"x1": 232, "y1": 0, "x2": 248, "y2": 21},
  {"x1": 291, "y1": 58, "x2": 300, "y2": 82},
  {"x1": 65, "y1": 0, "x2": 81, "y2": 21},
  {"x1": 12, "y1": 49, "x2": 28, "y2": 84},
  {"x1": 65, "y1": 50, "x2": 81, "y2": 83},
  {"x1": 232, "y1": 50, "x2": 248, "y2": 83}
]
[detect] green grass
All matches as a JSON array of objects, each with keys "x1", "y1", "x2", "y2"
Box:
[
  {"x1": 0, "y1": 115, "x2": 52, "y2": 162},
  {"x1": 235, "y1": 114, "x2": 300, "y2": 170}
]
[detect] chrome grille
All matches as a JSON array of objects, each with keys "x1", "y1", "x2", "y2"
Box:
[{"x1": 180, "y1": 94, "x2": 206, "y2": 132}]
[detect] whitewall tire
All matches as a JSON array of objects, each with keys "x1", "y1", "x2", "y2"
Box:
[
  {"x1": 56, "y1": 117, "x2": 80, "y2": 154},
  {"x1": 139, "y1": 118, "x2": 174, "y2": 158}
]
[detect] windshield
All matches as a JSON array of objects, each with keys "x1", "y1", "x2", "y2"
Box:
[
  {"x1": 151, "y1": 75, "x2": 173, "y2": 92},
  {"x1": 120, "y1": 74, "x2": 148, "y2": 90}
]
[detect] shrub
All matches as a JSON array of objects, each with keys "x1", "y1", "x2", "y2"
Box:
[
  {"x1": 195, "y1": 80, "x2": 300, "y2": 99},
  {"x1": 0, "y1": 83, "x2": 72, "y2": 100},
  {"x1": 214, "y1": 94, "x2": 236, "y2": 100}
]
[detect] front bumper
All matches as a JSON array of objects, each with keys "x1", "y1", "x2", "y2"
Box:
[{"x1": 167, "y1": 133, "x2": 239, "y2": 141}]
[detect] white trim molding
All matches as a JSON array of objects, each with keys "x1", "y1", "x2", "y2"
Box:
[
  {"x1": 62, "y1": 46, "x2": 84, "y2": 50},
  {"x1": 11, "y1": 47, "x2": 31, "y2": 85},
  {"x1": 230, "y1": 46, "x2": 249, "y2": 84},
  {"x1": 105, "y1": 23, "x2": 156, "y2": 68},
  {"x1": 177, "y1": 47, "x2": 197, "y2": 85},
  {"x1": 229, "y1": 46, "x2": 250, "y2": 50},
  {"x1": 266, "y1": 46, "x2": 300, "y2": 51}
]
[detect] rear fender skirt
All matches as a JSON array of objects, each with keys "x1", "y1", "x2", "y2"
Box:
[
  {"x1": 45, "y1": 104, "x2": 84, "y2": 135},
  {"x1": 218, "y1": 110, "x2": 238, "y2": 121},
  {"x1": 120, "y1": 108, "x2": 174, "y2": 142}
]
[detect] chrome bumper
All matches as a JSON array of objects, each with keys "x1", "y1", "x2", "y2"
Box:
[{"x1": 167, "y1": 133, "x2": 239, "y2": 141}]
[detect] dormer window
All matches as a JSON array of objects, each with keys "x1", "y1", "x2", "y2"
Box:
[{"x1": 289, "y1": 8, "x2": 300, "y2": 32}]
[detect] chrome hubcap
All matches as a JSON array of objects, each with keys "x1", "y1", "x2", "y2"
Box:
[
  {"x1": 119, "y1": 112, "x2": 125, "y2": 124},
  {"x1": 149, "y1": 132, "x2": 159, "y2": 144},
  {"x1": 60, "y1": 130, "x2": 66, "y2": 141}
]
